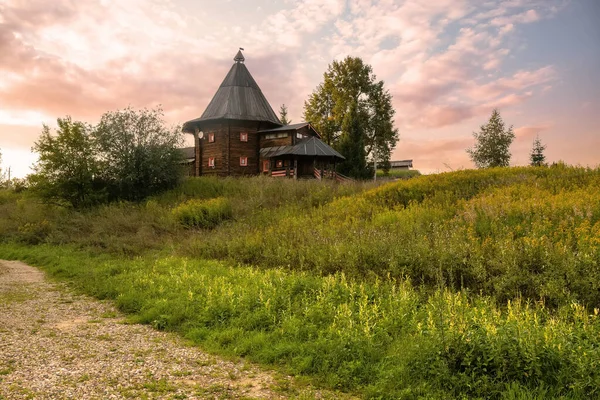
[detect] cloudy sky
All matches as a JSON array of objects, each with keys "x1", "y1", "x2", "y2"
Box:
[{"x1": 0, "y1": 0, "x2": 599, "y2": 177}]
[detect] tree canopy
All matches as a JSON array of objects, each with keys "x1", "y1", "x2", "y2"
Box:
[
  {"x1": 337, "y1": 101, "x2": 370, "y2": 178},
  {"x1": 29, "y1": 107, "x2": 184, "y2": 208},
  {"x1": 303, "y1": 56, "x2": 398, "y2": 178},
  {"x1": 530, "y1": 136, "x2": 547, "y2": 167},
  {"x1": 467, "y1": 109, "x2": 515, "y2": 168},
  {"x1": 93, "y1": 107, "x2": 183, "y2": 201},
  {"x1": 30, "y1": 117, "x2": 102, "y2": 208}
]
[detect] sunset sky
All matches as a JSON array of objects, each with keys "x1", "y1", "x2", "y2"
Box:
[{"x1": 1, "y1": 0, "x2": 598, "y2": 177}]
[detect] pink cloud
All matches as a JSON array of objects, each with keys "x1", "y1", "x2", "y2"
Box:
[
  {"x1": 394, "y1": 137, "x2": 474, "y2": 172},
  {"x1": 514, "y1": 124, "x2": 553, "y2": 141},
  {"x1": 0, "y1": 0, "x2": 308, "y2": 128},
  {"x1": 412, "y1": 105, "x2": 476, "y2": 129},
  {"x1": 0, "y1": 0, "x2": 588, "y2": 179}
]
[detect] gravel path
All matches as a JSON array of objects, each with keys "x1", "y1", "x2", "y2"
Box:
[{"x1": 0, "y1": 260, "x2": 287, "y2": 400}]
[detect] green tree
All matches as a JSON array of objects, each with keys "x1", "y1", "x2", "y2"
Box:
[
  {"x1": 29, "y1": 117, "x2": 103, "y2": 208},
  {"x1": 279, "y1": 104, "x2": 291, "y2": 125},
  {"x1": 303, "y1": 56, "x2": 399, "y2": 176},
  {"x1": 530, "y1": 135, "x2": 547, "y2": 166},
  {"x1": 337, "y1": 101, "x2": 370, "y2": 179},
  {"x1": 93, "y1": 106, "x2": 183, "y2": 201},
  {"x1": 467, "y1": 109, "x2": 515, "y2": 168}
]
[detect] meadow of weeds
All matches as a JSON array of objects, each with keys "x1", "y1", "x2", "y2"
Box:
[
  {"x1": 0, "y1": 166, "x2": 599, "y2": 398},
  {"x1": 191, "y1": 166, "x2": 600, "y2": 307}
]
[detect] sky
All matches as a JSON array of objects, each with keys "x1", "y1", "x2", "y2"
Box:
[{"x1": 0, "y1": 0, "x2": 599, "y2": 177}]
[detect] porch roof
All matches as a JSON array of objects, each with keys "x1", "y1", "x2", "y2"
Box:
[{"x1": 260, "y1": 137, "x2": 345, "y2": 160}]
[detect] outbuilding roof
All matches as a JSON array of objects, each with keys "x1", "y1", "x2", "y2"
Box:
[
  {"x1": 258, "y1": 122, "x2": 322, "y2": 138},
  {"x1": 257, "y1": 122, "x2": 310, "y2": 133},
  {"x1": 177, "y1": 147, "x2": 195, "y2": 162},
  {"x1": 182, "y1": 50, "x2": 281, "y2": 132},
  {"x1": 390, "y1": 160, "x2": 413, "y2": 168}
]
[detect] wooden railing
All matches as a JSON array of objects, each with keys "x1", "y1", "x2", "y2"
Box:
[
  {"x1": 313, "y1": 168, "x2": 354, "y2": 183},
  {"x1": 271, "y1": 169, "x2": 294, "y2": 178},
  {"x1": 334, "y1": 172, "x2": 353, "y2": 183},
  {"x1": 272, "y1": 167, "x2": 353, "y2": 182}
]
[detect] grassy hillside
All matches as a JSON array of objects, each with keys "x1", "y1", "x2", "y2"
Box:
[
  {"x1": 1, "y1": 166, "x2": 599, "y2": 399},
  {"x1": 189, "y1": 166, "x2": 600, "y2": 307}
]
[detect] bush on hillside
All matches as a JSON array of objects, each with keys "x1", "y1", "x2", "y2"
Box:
[
  {"x1": 28, "y1": 107, "x2": 184, "y2": 208},
  {"x1": 172, "y1": 197, "x2": 232, "y2": 229},
  {"x1": 93, "y1": 107, "x2": 184, "y2": 202},
  {"x1": 376, "y1": 169, "x2": 421, "y2": 179},
  {"x1": 29, "y1": 117, "x2": 105, "y2": 208}
]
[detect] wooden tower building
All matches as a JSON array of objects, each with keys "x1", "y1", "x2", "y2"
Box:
[{"x1": 182, "y1": 50, "x2": 345, "y2": 179}]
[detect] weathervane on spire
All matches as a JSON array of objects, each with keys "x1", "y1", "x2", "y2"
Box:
[{"x1": 234, "y1": 48, "x2": 245, "y2": 63}]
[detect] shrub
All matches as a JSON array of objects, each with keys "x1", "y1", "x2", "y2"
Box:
[
  {"x1": 376, "y1": 169, "x2": 421, "y2": 179},
  {"x1": 172, "y1": 197, "x2": 232, "y2": 229},
  {"x1": 29, "y1": 117, "x2": 104, "y2": 208},
  {"x1": 93, "y1": 106, "x2": 184, "y2": 202},
  {"x1": 186, "y1": 166, "x2": 600, "y2": 307}
]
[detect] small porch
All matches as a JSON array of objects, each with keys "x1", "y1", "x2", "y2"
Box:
[{"x1": 259, "y1": 137, "x2": 347, "y2": 181}]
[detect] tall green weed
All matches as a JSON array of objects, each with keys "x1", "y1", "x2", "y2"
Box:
[
  {"x1": 172, "y1": 197, "x2": 232, "y2": 229},
  {"x1": 0, "y1": 244, "x2": 597, "y2": 399},
  {"x1": 187, "y1": 166, "x2": 600, "y2": 307}
]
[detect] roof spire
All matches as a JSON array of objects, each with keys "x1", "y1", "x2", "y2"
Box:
[{"x1": 234, "y1": 48, "x2": 245, "y2": 63}]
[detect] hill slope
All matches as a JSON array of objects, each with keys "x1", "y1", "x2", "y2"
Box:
[{"x1": 1, "y1": 166, "x2": 599, "y2": 398}]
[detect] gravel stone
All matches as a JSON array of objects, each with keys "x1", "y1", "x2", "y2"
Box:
[{"x1": 0, "y1": 260, "x2": 285, "y2": 399}]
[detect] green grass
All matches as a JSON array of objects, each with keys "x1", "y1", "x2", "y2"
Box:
[
  {"x1": 0, "y1": 243, "x2": 598, "y2": 399},
  {"x1": 1, "y1": 167, "x2": 600, "y2": 398},
  {"x1": 376, "y1": 169, "x2": 421, "y2": 179},
  {"x1": 188, "y1": 166, "x2": 600, "y2": 307},
  {"x1": 0, "y1": 290, "x2": 35, "y2": 305}
]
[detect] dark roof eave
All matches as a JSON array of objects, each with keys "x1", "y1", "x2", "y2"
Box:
[
  {"x1": 257, "y1": 122, "x2": 309, "y2": 133},
  {"x1": 257, "y1": 122, "x2": 322, "y2": 138},
  {"x1": 182, "y1": 116, "x2": 282, "y2": 133}
]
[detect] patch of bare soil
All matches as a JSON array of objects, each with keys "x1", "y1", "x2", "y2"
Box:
[{"x1": 0, "y1": 260, "x2": 296, "y2": 399}]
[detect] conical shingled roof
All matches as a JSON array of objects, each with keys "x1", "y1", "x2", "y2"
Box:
[{"x1": 182, "y1": 50, "x2": 281, "y2": 132}]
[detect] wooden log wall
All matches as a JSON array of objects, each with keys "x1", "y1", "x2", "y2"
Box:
[
  {"x1": 260, "y1": 134, "x2": 293, "y2": 149},
  {"x1": 199, "y1": 122, "x2": 228, "y2": 176},
  {"x1": 197, "y1": 120, "x2": 266, "y2": 176},
  {"x1": 228, "y1": 123, "x2": 260, "y2": 175}
]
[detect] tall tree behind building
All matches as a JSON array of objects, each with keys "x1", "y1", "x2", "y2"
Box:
[
  {"x1": 467, "y1": 109, "x2": 515, "y2": 168},
  {"x1": 337, "y1": 101, "x2": 370, "y2": 178},
  {"x1": 303, "y1": 56, "x2": 398, "y2": 177},
  {"x1": 279, "y1": 104, "x2": 291, "y2": 125}
]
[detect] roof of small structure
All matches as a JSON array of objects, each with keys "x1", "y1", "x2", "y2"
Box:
[
  {"x1": 178, "y1": 146, "x2": 195, "y2": 161},
  {"x1": 260, "y1": 137, "x2": 345, "y2": 160},
  {"x1": 390, "y1": 160, "x2": 413, "y2": 168},
  {"x1": 258, "y1": 122, "x2": 310, "y2": 133},
  {"x1": 182, "y1": 50, "x2": 281, "y2": 132},
  {"x1": 258, "y1": 122, "x2": 321, "y2": 138}
]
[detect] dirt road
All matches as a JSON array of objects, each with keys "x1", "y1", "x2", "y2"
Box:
[{"x1": 0, "y1": 260, "x2": 285, "y2": 399}]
